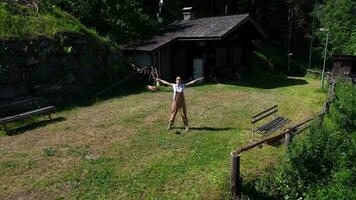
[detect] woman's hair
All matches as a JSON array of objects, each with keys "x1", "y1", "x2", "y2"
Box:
[{"x1": 176, "y1": 76, "x2": 181, "y2": 80}]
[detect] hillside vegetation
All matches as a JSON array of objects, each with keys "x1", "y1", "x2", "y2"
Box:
[
  {"x1": 0, "y1": 1, "x2": 130, "y2": 103},
  {"x1": 0, "y1": 1, "x2": 106, "y2": 42}
]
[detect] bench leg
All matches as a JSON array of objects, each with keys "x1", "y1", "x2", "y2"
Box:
[
  {"x1": 285, "y1": 132, "x2": 291, "y2": 147},
  {"x1": 48, "y1": 114, "x2": 52, "y2": 121},
  {"x1": 251, "y1": 123, "x2": 256, "y2": 141},
  {"x1": 3, "y1": 124, "x2": 8, "y2": 133}
]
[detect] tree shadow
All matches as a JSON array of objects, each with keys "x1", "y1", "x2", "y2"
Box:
[
  {"x1": 221, "y1": 71, "x2": 308, "y2": 89},
  {"x1": 5, "y1": 117, "x2": 66, "y2": 136},
  {"x1": 55, "y1": 81, "x2": 148, "y2": 112},
  {"x1": 240, "y1": 180, "x2": 277, "y2": 200}
]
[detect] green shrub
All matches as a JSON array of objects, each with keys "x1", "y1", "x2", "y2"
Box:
[
  {"x1": 50, "y1": 0, "x2": 159, "y2": 43},
  {"x1": 271, "y1": 80, "x2": 356, "y2": 199}
]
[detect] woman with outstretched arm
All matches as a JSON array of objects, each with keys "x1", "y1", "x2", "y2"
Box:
[{"x1": 156, "y1": 76, "x2": 204, "y2": 131}]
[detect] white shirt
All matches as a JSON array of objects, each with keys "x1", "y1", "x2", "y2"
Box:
[{"x1": 172, "y1": 84, "x2": 185, "y2": 99}]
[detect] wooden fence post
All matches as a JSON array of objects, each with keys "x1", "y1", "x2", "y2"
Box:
[
  {"x1": 231, "y1": 152, "x2": 241, "y2": 199},
  {"x1": 285, "y1": 131, "x2": 291, "y2": 147}
]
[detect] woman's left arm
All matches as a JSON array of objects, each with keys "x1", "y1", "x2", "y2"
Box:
[{"x1": 185, "y1": 77, "x2": 204, "y2": 87}]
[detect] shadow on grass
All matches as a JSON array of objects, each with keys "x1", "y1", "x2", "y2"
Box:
[
  {"x1": 5, "y1": 117, "x2": 66, "y2": 136},
  {"x1": 173, "y1": 126, "x2": 237, "y2": 131},
  {"x1": 190, "y1": 127, "x2": 236, "y2": 131},
  {"x1": 222, "y1": 71, "x2": 308, "y2": 89},
  {"x1": 56, "y1": 82, "x2": 149, "y2": 112},
  {"x1": 240, "y1": 180, "x2": 277, "y2": 200}
]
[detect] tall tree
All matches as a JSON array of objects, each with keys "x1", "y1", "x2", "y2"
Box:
[{"x1": 316, "y1": 0, "x2": 356, "y2": 55}]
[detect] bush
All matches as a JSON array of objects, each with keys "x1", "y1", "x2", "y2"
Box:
[
  {"x1": 50, "y1": 0, "x2": 159, "y2": 44},
  {"x1": 272, "y1": 80, "x2": 356, "y2": 199}
]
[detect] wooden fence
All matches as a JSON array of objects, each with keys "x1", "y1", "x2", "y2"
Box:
[{"x1": 230, "y1": 78, "x2": 337, "y2": 199}]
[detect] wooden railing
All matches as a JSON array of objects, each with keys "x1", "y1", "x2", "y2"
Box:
[
  {"x1": 230, "y1": 78, "x2": 337, "y2": 199},
  {"x1": 230, "y1": 116, "x2": 316, "y2": 199}
]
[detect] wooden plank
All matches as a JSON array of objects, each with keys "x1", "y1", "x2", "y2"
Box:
[
  {"x1": 264, "y1": 118, "x2": 287, "y2": 133},
  {"x1": 235, "y1": 117, "x2": 314, "y2": 155},
  {"x1": 252, "y1": 105, "x2": 278, "y2": 119},
  {"x1": 234, "y1": 130, "x2": 290, "y2": 155},
  {"x1": 256, "y1": 117, "x2": 284, "y2": 133},
  {"x1": 251, "y1": 109, "x2": 278, "y2": 124},
  {"x1": 264, "y1": 118, "x2": 288, "y2": 132},
  {"x1": 0, "y1": 106, "x2": 55, "y2": 124},
  {"x1": 290, "y1": 117, "x2": 313, "y2": 130},
  {"x1": 266, "y1": 118, "x2": 291, "y2": 134}
]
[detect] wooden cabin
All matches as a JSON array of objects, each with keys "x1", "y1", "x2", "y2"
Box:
[
  {"x1": 124, "y1": 8, "x2": 265, "y2": 81},
  {"x1": 332, "y1": 55, "x2": 356, "y2": 83}
]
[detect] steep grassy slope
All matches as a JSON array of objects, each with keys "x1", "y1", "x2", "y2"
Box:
[
  {"x1": 0, "y1": 1, "x2": 106, "y2": 42},
  {"x1": 0, "y1": 1, "x2": 128, "y2": 102}
]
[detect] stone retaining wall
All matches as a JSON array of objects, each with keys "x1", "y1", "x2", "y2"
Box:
[{"x1": 0, "y1": 33, "x2": 125, "y2": 104}]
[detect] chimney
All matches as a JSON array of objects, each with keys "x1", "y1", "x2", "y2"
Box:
[{"x1": 182, "y1": 7, "x2": 193, "y2": 20}]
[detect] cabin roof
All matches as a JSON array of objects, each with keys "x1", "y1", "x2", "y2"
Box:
[{"x1": 125, "y1": 13, "x2": 263, "y2": 52}]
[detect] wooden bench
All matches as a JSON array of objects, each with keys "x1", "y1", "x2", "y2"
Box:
[
  {"x1": 251, "y1": 105, "x2": 290, "y2": 140},
  {"x1": 0, "y1": 97, "x2": 56, "y2": 133}
]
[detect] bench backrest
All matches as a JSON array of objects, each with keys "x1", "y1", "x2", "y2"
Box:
[
  {"x1": 251, "y1": 105, "x2": 278, "y2": 124},
  {"x1": 0, "y1": 97, "x2": 44, "y2": 118}
]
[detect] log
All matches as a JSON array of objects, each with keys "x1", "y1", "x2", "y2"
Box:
[
  {"x1": 235, "y1": 130, "x2": 290, "y2": 154},
  {"x1": 230, "y1": 152, "x2": 241, "y2": 199}
]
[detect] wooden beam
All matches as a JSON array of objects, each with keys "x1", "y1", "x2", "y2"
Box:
[
  {"x1": 252, "y1": 105, "x2": 278, "y2": 119},
  {"x1": 235, "y1": 116, "x2": 315, "y2": 155}
]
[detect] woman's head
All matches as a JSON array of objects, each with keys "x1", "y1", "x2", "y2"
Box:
[{"x1": 176, "y1": 76, "x2": 182, "y2": 84}]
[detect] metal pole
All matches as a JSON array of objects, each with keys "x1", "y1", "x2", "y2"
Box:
[
  {"x1": 321, "y1": 31, "x2": 329, "y2": 89},
  {"x1": 308, "y1": 0, "x2": 317, "y2": 69}
]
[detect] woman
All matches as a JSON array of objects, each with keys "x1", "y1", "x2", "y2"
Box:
[{"x1": 156, "y1": 76, "x2": 204, "y2": 131}]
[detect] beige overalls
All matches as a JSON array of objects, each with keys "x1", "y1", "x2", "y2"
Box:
[{"x1": 169, "y1": 84, "x2": 188, "y2": 126}]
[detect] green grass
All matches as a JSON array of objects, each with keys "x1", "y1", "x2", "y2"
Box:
[
  {"x1": 0, "y1": 74, "x2": 325, "y2": 199},
  {"x1": 0, "y1": 2, "x2": 107, "y2": 43}
]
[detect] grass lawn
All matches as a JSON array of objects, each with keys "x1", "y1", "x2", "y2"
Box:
[{"x1": 0, "y1": 73, "x2": 325, "y2": 200}]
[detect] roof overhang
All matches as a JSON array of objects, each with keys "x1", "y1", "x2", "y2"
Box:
[
  {"x1": 221, "y1": 17, "x2": 266, "y2": 39},
  {"x1": 123, "y1": 14, "x2": 266, "y2": 53},
  {"x1": 177, "y1": 37, "x2": 221, "y2": 41}
]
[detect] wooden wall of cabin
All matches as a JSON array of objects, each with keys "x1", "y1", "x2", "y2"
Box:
[
  {"x1": 332, "y1": 59, "x2": 354, "y2": 78},
  {"x1": 214, "y1": 39, "x2": 248, "y2": 77},
  {"x1": 151, "y1": 46, "x2": 172, "y2": 80},
  {"x1": 171, "y1": 44, "x2": 187, "y2": 80},
  {"x1": 158, "y1": 46, "x2": 171, "y2": 80}
]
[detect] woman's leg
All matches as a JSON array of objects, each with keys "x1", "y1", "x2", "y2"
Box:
[
  {"x1": 168, "y1": 101, "x2": 178, "y2": 129},
  {"x1": 181, "y1": 104, "x2": 189, "y2": 130}
]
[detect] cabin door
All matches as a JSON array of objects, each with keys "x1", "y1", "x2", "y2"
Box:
[{"x1": 193, "y1": 58, "x2": 204, "y2": 79}]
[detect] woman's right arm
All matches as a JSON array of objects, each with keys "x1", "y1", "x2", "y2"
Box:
[{"x1": 156, "y1": 78, "x2": 174, "y2": 86}]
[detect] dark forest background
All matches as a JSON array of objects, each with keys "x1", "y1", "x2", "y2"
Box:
[{"x1": 51, "y1": 0, "x2": 356, "y2": 72}]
